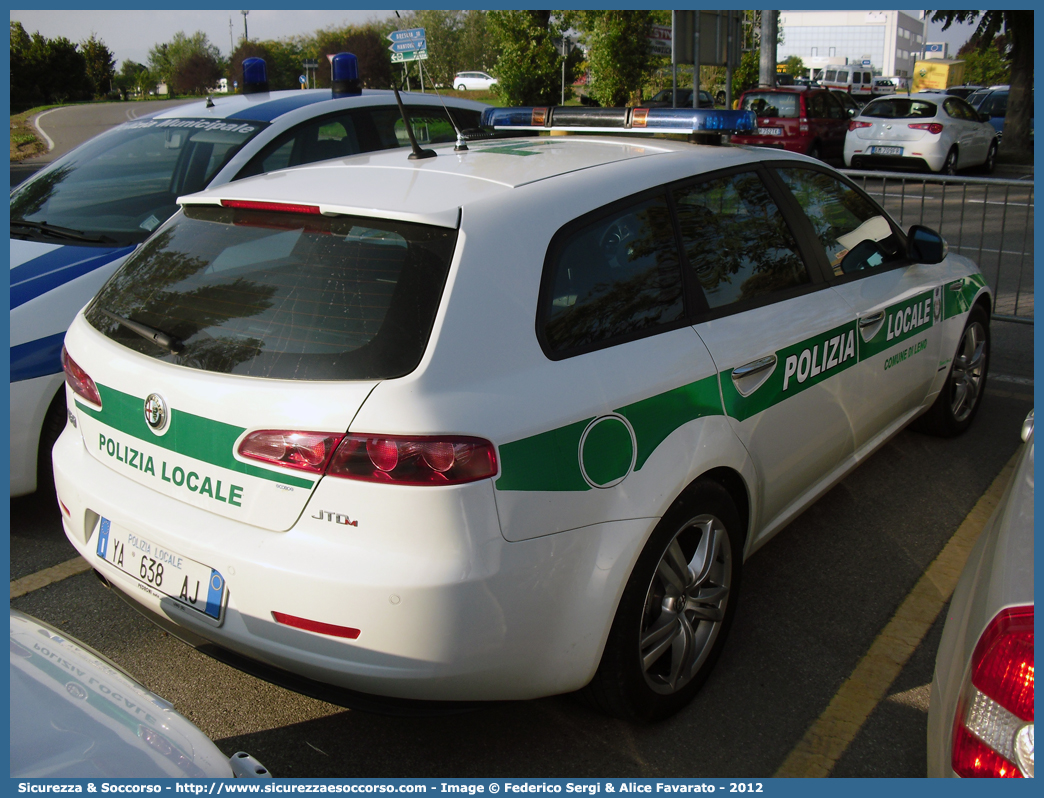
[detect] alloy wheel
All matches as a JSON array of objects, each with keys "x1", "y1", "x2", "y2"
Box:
[{"x1": 950, "y1": 320, "x2": 987, "y2": 423}]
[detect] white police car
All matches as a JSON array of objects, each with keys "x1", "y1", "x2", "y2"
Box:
[
  {"x1": 10, "y1": 54, "x2": 487, "y2": 497},
  {"x1": 54, "y1": 106, "x2": 991, "y2": 721}
]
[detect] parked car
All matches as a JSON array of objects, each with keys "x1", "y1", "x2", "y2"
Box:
[
  {"x1": 10, "y1": 54, "x2": 488, "y2": 499},
  {"x1": 453, "y1": 71, "x2": 497, "y2": 91},
  {"x1": 645, "y1": 88, "x2": 716, "y2": 108},
  {"x1": 54, "y1": 106, "x2": 991, "y2": 722},
  {"x1": 845, "y1": 92, "x2": 999, "y2": 174},
  {"x1": 10, "y1": 609, "x2": 270, "y2": 778},
  {"x1": 927, "y1": 411, "x2": 1034, "y2": 778},
  {"x1": 966, "y1": 86, "x2": 1034, "y2": 141},
  {"x1": 871, "y1": 76, "x2": 911, "y2": 97},
  {"x1": 820, "y1": 66, "x2": 875, "y2": 101},
  {"x1": 831, "y1": 89, "x2": 864, "y2": 117},
  {"x1": 731, "y1": 87, "x2": 852, "y2": 161},
  {"x1": 945, "y1": 85, "x2": 985, "y2": 100}
]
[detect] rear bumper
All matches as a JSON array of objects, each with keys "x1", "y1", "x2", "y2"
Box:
[{"x1": 53, "y1": 422, "x2": 648, "y2": 702}]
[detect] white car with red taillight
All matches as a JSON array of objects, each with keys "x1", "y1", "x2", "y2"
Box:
[
  {"x1": 927, "y1": 410, "x2": 1034, "y2": 778},
  {"x1": 844, "y1": 92, "x2": 998, "y2": 175},
  {"x1": 54, "y1": 105, "x2": 993, "y2": 722}
]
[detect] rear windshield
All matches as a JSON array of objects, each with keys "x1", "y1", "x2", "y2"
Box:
[
  {"x1": 742, "y1": 92, "x2": 799, "y2": 118},
  {"x1": 10, "y1": 118, "x2": 267, "y2": 245},
  {"x1": 860, "y1": 98, "x2": 937, "y2": 119},
  {"x1": 85, "y1": 205, "x2": 457, "y2": 380}
]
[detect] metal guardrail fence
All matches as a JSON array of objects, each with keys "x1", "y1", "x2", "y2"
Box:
[{"x1": 841, "y1": 170, "x2": 1034, "y2": 324}]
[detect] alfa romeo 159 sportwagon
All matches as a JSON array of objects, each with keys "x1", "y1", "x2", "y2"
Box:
[{"x1": 54, "y1": 106, "x2": 990, "y2": 721}]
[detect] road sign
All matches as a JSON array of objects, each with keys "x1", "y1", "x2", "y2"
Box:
[
  {"x1": 388, "y1": 28, "x2": 425, "y2": 44},
  {"x1": 299, "y1": 75, "x2": 306, "y2": 84},
  {"x1": 391, "y1": 49, "x2": 428, "y2": 63},
  {"x1": 302, "y1": 59, "x2": 319, "y2": 69},
  {"x1": 647, "y1": 25, "x2": 672, "y2": 57},
  {"x1": 389, "y1": 39, "x2": 426, "y2": 54}
]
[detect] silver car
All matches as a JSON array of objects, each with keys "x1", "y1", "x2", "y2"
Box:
[
  {"x1": 844, "y1": 92, "x2": 999, "y2": 175},
  {"x1": 10, "y1": 610, "x2": 270, "y2": 778},
  {"x1": 927, "y1": 411, "x2": 1034, "y2": 778}
]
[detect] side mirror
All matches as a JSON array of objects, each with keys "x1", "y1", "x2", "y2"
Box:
[
  {"x1": 907, "y1": 225, "x2": 948, "y2": 264},
  {"x1": 979, "y1": 111, "x2": 991, "y2": 123},
  {"x1": 847, "y1": 107, "x2": 857, "y2": 118}
]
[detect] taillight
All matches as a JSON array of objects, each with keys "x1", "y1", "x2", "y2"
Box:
[
  {"x1": 238, "y1": 431, "x2": 346, "y2": 474},
  {"x1": 220, "y1": 199, "x2": 321, "y2": 214},
  {"x1": 951, "y1": 606, "x2": 1034, "y2": 778},
  {"x1": 849, "y1": 120, "x2": 872, "y2": 131},
  {"x1": 326, "y1": 433, "x2": 497, "y2": 486},
  {"x1": 909, "y1": 122, "x2": 944, "y2": 135},
  {"x1": 61, "y1": 347, "x2": 101, "y2": 407}
]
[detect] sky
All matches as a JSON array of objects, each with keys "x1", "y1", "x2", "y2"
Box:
[{"x1": 10, "y1": 8, "x2": 982, "y2": 70}]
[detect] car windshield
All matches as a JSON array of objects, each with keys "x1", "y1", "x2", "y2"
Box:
[
  {"x1": 742, "y1": 92, "x2": 799, "y2": 118},
  {"x1": 860, "y1": 99, "x2": 937, "y2": 119},
  {"x1": 84, "y1": 204, "x2": 456, "y2": 381},
  {"x1": 10, "y1": 118, "x2": 268, "y2": 246}
]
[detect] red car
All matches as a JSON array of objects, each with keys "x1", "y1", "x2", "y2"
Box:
[{"x1": 730, "y1": 88, "x2": 852, "y2": 162}]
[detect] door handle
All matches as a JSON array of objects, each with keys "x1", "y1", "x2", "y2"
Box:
[
  {"x1": 732, "y1": 355, "x2": 777, "y2": 379},
  {"x1": 859, "y1": 311, "x2": 885, "y2": 327}
]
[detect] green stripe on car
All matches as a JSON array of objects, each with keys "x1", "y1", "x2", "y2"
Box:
[{"x1": 76, "y1": 384, "x2": 315, "y2": 489}]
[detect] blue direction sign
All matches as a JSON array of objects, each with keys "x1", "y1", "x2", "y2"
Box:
[
  {"x1": 387, "y1": 27, "x2": 426, "y2": 44},
  {"x1": 390, "y1": 39, "x2": 426, "y2": 54}
]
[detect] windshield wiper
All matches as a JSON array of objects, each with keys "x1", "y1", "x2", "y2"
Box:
[
  {"x1": 101, "y1": 310, "x2": 184, "y2": 355},
  {"x1": 11, "y1": 219, "x2": 117, "y2": 244}
]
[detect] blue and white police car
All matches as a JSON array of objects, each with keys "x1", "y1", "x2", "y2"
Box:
[
  {"x1": 11, "y1": 54, "x2": 487, "y2": 497},
  {"x1": 54, "y1": 106, "x2": 991, "y2": 720}
]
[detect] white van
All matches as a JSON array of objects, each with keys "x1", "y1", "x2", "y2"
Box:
[{"x1": 821, "y1": 67, "x2": 874, "y2": 100}]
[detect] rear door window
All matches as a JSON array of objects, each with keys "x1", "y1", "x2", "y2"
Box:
[
  {"x1": 742, "y1": 92, "x2": 799, "y2": 118},
  {"x1": 673, "y1": 170, "x2": 811, "y2": 311},
  {"x1": 85, "y1": 206, "x2": 457, "y2": 380}
]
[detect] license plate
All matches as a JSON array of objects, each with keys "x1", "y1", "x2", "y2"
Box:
[
  {"x1": 870, "y1": 146, "x2": 903, "y2": 155},
  {"x1": 95, "y1": 518, "x2": 226, "y2": 621},
  {"x1": 757, "y1": 127, "x2": 783, "y2": 136}
]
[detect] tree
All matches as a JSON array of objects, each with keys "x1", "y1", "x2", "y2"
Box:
[
  {"x1": 114, "y1": 60, "x2": 151, "y2": 97},
  {"x1": 784, "y1": 55, "x2": 805, "y2": 79},
  {"x1": 929, "y1": 11, "x2": 1032, "y2": 155},
  {"x1": 172, "y1": 51, "x2": 222, "y2": 95},
  {"x1": 487, "y1": 11, "x2": 565, "y2": 106},
  {"x1": 10, "y1": 23, "x2": 93, "y2": 110},
  {"x1": 149, "y1": 31, "x2": 225, "y2": 95},
  {"x1": 81, "y1": 33, "x2": 116, "y2": 96},
  {"x1": 956, "y1": 33, "x2": 1010, "y2": 87},
  {"x1": 571, "y1": 10, "x2": 657, "y2": 106}
]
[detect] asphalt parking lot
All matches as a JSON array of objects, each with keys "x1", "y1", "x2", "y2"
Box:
[{"x1": 10, "y1": 320, "x2": 1032, "y2": 777}]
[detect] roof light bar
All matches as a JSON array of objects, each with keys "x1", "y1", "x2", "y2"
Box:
[{"x1": 481, "y1": 106, "x2": 756, "y2": 135}]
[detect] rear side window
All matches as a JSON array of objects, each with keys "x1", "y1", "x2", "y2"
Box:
[
  {"x1": 236, "y1": 106, "x2": 481, "y2": 180},
  {"x1": 540, "y1": 194, "x2": 684, "y2": 356},
  {"x1": 673, "y1": 170, "x2": 809, "y2": 309},
  {"x1": 85, "y1": 206, "x2": 456, "y2": 380},
  {"x1": 861, "y1": 98, "x2": 937, "y2": 119},
  {"x1": 742, "y1": 92, "x2": 799, "y2": 118}
]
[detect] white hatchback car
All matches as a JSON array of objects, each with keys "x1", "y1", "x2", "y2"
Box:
[
  {"x1": 844, "y1": 92, "x2": 999, "y2": 174},
  {"x1": 454, "y1": 71, "x2": 497, "y2": 91},
  {"x1": 10, "y1": 54, "x2": 487, "y2": 498},
  {"x1": 927, "y1": 411, "x2": 1033, "y2": 778},
  {"x1": 54, "y1": 106, "x2": 992, "y2": 721}
]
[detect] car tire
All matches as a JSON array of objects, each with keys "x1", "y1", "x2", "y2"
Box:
[
  {"x1": 941, "y1": 147, "x2": 959, "y2": 176},
  {"x1": 982, "y1": 140, "x2": 998, "y2": 174},
  {"x1": 807, "y1": 141, "x2": 823, "y2": 160},
  {"x1": 456, "y1": 84, "x2": 467, "y2": 91},
  {"x1": 582, "y1": 480, "x2": 743, "y2": 721},
  {"x1": 913, "y1": 304, "x2": 989, "y2": 437},
  {"x1": 36, "y1": 390, "x2": 67, "y2": 499}
]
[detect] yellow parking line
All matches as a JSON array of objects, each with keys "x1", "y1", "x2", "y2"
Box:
[
  {"x1": 774, "y1": 450, "x2": 1020, "y2": 778},
  {"x1": 10, "y1": 556, "x2": 92, "y2": 600}
]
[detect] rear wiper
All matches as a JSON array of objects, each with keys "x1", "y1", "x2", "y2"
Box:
[
  {"x1": 101, "y1": 310, "x2": 184, "y2": 354},
  {"x1": 11, "y1": 219, "x2": 117, "y2": 244}
]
